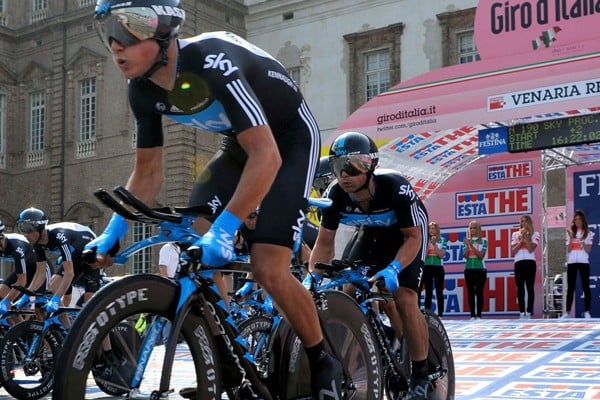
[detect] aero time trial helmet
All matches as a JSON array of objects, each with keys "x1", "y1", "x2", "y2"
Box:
[
  {"x1": 94, "y1": 0, "x2": 185, "y2": 50},
  {"x1": 314, "y1": 156, "x2": 334, "y2": 193},
  {"x1": 17, "y1": 207, "x2": 49, "y2": 234},
  {"x1": 328, "y1": 131, "x2": 379, "y2": 177}
]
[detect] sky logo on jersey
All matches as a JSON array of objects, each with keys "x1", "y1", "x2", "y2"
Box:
[
  {"x1": 340, "y1": 210, "x2": 397, "y2": 227},
  {"x1": 487, "y1": 161, "x2": 532, "y2": 181},
  {"x1": 455, "y1": 187, "x2": 532, "y2": 219},
  {"x1": 204, "y1": 53, "x2": 239, "y2": 76}
]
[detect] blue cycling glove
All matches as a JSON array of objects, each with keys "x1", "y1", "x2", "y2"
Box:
[
  {"x1": 0, "y1": 298, "x2": 10, "y2": 316},
  {"x1": 235, "y1": 281, "x2": 255, "y2": 298},
  {"x1": 198, "y1": 210, "x2": 241, "y2": 267},
  {"x1": 13, "y1": 295, "x2": 30, "y2": 309},
  {"x1": 43, "y1": 294, "x2": 61, "y2": 313},
  {"x1": 373, "y1": 260, "x2": 402, "y2": 293},
  {"x1": 85, "y1": 214, "x2": 128, "y2": 255}
]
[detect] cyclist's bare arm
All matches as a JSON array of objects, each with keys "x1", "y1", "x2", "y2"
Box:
[
  {"x1": 395, "y1": 225, "x2": 423, "y2": 267},
  {"x1": 26, "y1": 261, "x2": 48, "y2": 293},
  {"x1": 308, "y1": 226, "x2": 336, "y2": 272},
  {"x1": 227, "y1": 125, "x2": 281, "y2": 221}
]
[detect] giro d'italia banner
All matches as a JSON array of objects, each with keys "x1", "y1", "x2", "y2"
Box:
[{"x1": 567, "y1": 165, "x2": 600, "y2": 318}]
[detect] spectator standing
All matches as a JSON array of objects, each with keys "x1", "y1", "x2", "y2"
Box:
[
  {"x1": 462, "y1": 220, "x2": 488, "y2": 320},
  {"x1": 159, "y1": 242, "x2": 180, "y2": 279},
  {"x1": 563, "y1": 209, "x2": 594, "y2": 319},
  {"x1": 421, "y1": 222, "x2": 447, "y2": 317},
  {"x1": 511, "y1": 215, "x2": 540, "y2": 319}
]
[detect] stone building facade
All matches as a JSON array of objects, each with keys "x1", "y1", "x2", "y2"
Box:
[{"x1": 0, "y1": 0, "x2": 567, "y2": 280}]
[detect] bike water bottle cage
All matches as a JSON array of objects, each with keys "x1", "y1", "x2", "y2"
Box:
[{"x1": 330, "y1": 154, "x2": 372, "y2": 177}]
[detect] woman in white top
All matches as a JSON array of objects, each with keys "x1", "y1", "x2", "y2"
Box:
[
  {"x1": 564, "y1": 210, "x2": 594, "y2": 318},
  {"x1": 511, "y1": 215, "x2": 540, "y2": 319}
]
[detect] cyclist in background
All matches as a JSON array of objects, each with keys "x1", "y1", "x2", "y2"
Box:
[
  {"x1": 0, "y1": 219, "x2": 51, "y2": 315},
  {"x1": 308, "y1": 131, "x2": 431, "y2": 399},
  {"x1": 87, "y1": 1, "x2": 341, "y2": 397},
  {"x1": 17, "y1": 208, "x2": 99, "y2": 314}
]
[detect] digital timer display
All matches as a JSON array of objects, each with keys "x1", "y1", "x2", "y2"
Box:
[{"x1": 508, "y1": 113, "x2": 600, "y2": 153}]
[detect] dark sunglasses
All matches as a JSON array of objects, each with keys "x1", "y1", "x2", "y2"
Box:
[
  {"x1": 18, "y1": 222, "x2": 38, "y2": 234},
  {"x1": 329, "y1": 155, "x2": 371, "y2": 177}
]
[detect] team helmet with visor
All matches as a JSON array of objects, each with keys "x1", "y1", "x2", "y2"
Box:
[
  {"x1": 328, "y1": 131, "x2": 379, "y2": 177},
  {"x1": 313, "y1": 156, "x2": 334, "y2": 193},
  {"x1": 94, "y1": 0, "x2": 185, "y2": 50},
  {"x1": 17, "y1": 208, "x2": 49, "y2": 234}
]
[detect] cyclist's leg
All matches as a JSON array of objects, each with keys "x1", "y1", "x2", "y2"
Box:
[
  {"x1": 250, "y1": 115, "x2": 342, "y2": 398},
  {"x1": 397, "y1": 262, "x2": 430, "y2": 399}
]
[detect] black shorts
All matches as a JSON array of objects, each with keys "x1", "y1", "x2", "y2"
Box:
[{"x1": 188, "y1": 113, "x2": 320, "y2": 249}]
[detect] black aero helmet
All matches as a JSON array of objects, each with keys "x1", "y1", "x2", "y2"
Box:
[
  {"x1": 329, "y1": 131, "x2": 379, "y2": 176},
  {"x1": 94, "y1": 0, "x2": 184, "y2": 49},
  {"x1": 17, "y1": 207, "x2": 49, "y2": 234},
  {"x1": 315, "y1": 156, "x2": 333, "y2": 179}
]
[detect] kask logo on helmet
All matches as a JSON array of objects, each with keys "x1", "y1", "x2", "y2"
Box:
[{"x1": 151, "y1": 5, "x2": 185, "y2": 19}]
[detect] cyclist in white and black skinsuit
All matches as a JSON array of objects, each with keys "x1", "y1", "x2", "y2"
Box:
[
  {"x1": 0, "y1": 220, "x2": 50, "y2": 315},
  {"x1": 88, "y1": 1, "x2": 341, "y2": 398},
  {"x1": 309, "y1": 131, "x2": 432, "y2": 400},
  {"x1": 17, "y1": 208, "x2": 99, "y2": 313}
]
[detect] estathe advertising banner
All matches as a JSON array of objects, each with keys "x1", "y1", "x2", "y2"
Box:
[{"x1": 423, "y1": 152, "x2": 543, "y2": 318}]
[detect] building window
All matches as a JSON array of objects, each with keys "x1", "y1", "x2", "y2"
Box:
[
  {"x1": 132, "y1": 222, "x2": 153, "y2": 274},
  {"x1": 458, "y1": 31, "x2": 480, "y2": 64},
  {"x1": 437, "y1": 7, "x2": 478, "y2": 67},
  {"x1": 0, "y1": 93, "x2": 5, "y2": 169},
  {"x1": 76, "y1": 77, "x2": 97, "y2": 158},
  {"x1": 365, "y1": 50, "x2": 391, "y2": 101},
  {"x1": 27, "y1": 91, "x2": 45, "y2": 167},
  {"x1": 33, "y1": 0, "x2": 47, "y2": 11},
  {"x1": 344, "y1": 23, "x2": 403, "y2": 113}
]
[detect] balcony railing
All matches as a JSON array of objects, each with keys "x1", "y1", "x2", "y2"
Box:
[
  {"x1": 79, "y1": 0, "x2": 95, "y2": 7},
  {"x1": 26, "y1": 150, "x2": 45, "y2": 168},
  {"x1": 75, "y1": 138, "x2": 96, "y2": 159}
]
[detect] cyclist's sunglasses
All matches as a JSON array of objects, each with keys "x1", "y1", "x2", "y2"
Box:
[
  {"x1": 329, "y1": 155, "x2": 371, "y2": 177},
  {"x1": 18, "y1": 222, "x2": 38, "y2": 234},
  {"x1": 94, "y1": 7, "x2": 159, "y2": 50}
]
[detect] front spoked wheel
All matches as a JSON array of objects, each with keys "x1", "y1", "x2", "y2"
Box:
[
  {"x1": 279, "y1": 290, "x2": 383, "y2": 400},
  {"x1": 0, "y1": 319, "x2": 63, "y2": 400},
  {"x1": 52, "y1": 274, "x2": 222, "y2": 400}
]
